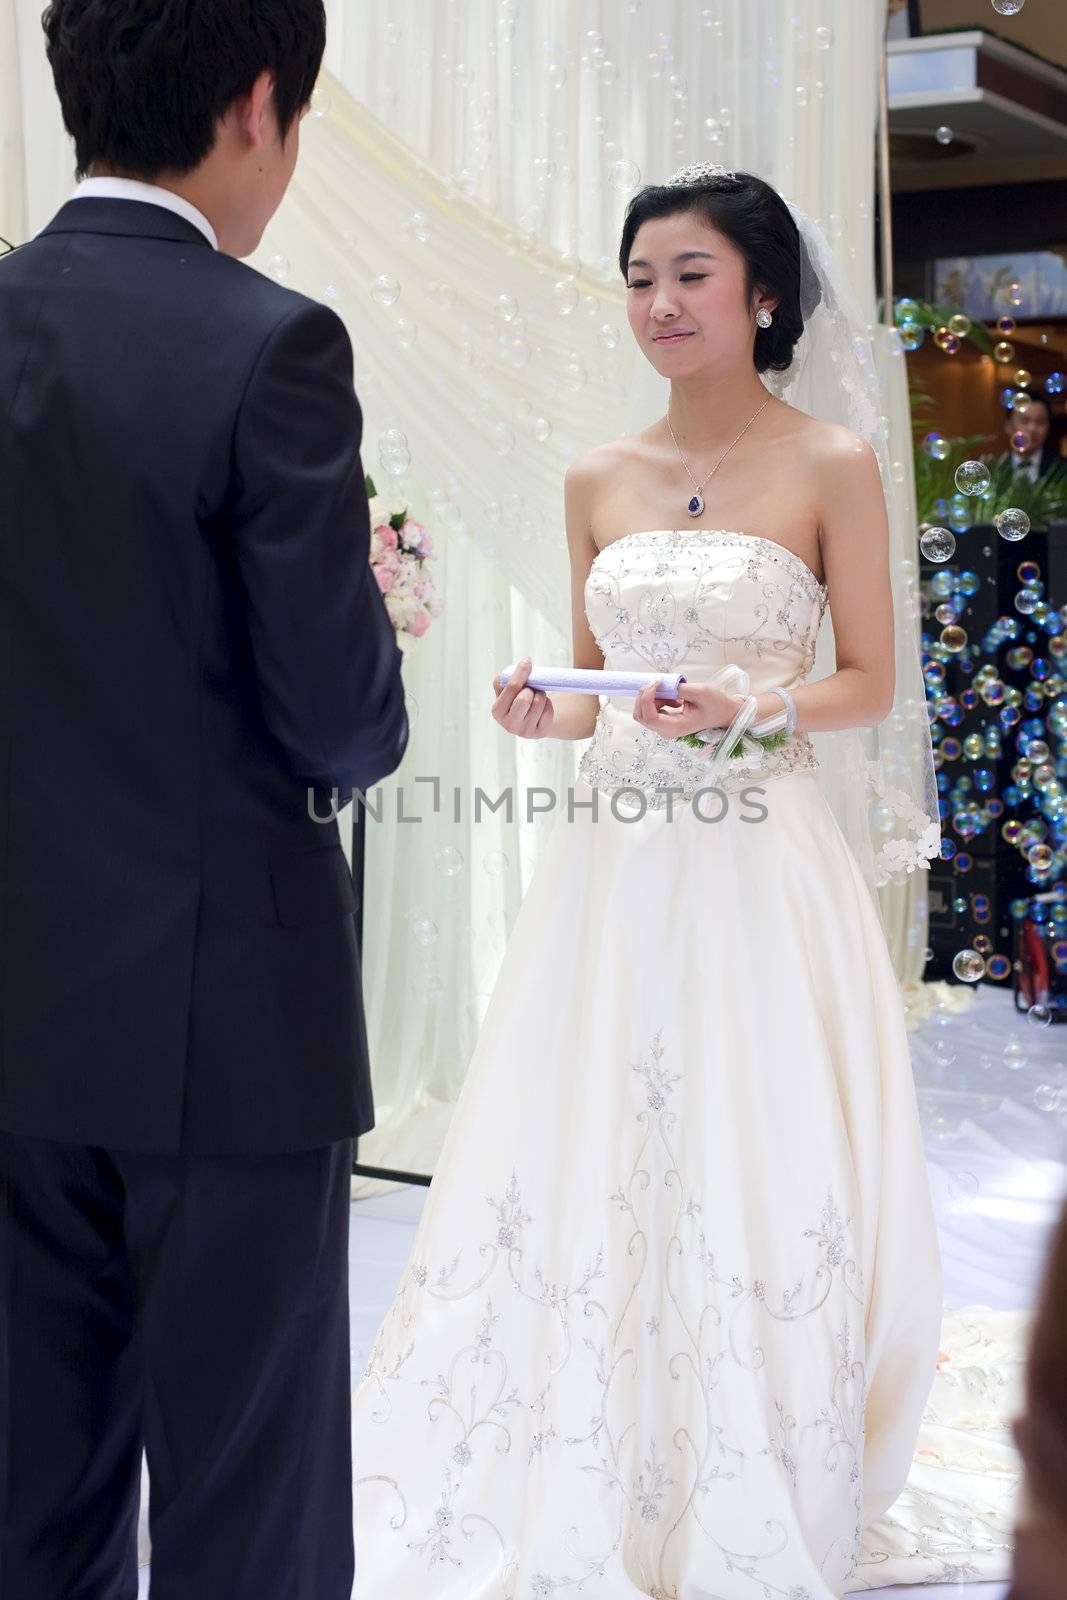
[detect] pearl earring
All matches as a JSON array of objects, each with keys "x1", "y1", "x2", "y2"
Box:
[{"x1": 755, "y1": 308, "x2": 774, "y2": 329}]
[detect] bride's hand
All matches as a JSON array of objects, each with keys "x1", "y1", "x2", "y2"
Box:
[
  {"x1": 632, "y1": 678, "x2": 744, "y2": 738},
  {"x1": 491, "y1": 657, "x2": 555, "y2": 739}
]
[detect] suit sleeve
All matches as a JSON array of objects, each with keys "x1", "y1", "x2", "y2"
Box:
[{"x1": 229, "y1": 300, "x2": 409, "y2": 795}]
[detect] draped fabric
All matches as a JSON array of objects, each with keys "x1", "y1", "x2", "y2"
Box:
[{"x1": 2, "y1": 0, "x2": 933, "y2": 1181}]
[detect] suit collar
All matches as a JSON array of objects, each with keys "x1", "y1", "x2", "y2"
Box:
[{"x1": 37, "y1": 198, "x2": 214, "y2": 251}]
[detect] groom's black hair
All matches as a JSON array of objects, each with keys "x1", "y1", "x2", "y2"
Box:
[
  {"x1": 618, "y1": 171, "x2": 815, "y2": 375},
  {"x1": 42, "y1": 0, "x2": 327, "y2": 182}
]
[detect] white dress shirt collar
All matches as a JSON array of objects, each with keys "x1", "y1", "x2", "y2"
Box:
[{"x1": 69, "y1": 177, "x2": 218, "y2": 251}]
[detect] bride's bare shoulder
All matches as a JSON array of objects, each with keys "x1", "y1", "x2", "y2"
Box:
[
  {"x1": 565, "y1": 432, "x2": 650, "y2": 491},
  {"x1": 777, "y1": 403, "x2": 877, "y2": 470}
]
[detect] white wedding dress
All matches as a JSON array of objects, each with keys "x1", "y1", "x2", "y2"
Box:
[{"x1": 351, "y1": 529, "x2": 949, "y2": 1599}]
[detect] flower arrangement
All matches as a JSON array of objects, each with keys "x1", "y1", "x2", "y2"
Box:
[
  {"x1": 366, "y1": 474, "x2": 443, "y2": 642},
  {"x1": 677, "y1": 728, "x2": 791, "y2": 759}
]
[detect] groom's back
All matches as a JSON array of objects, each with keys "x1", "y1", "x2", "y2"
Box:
[{"x1": 0, "y1": 197, "x2": 407, "y2": 1157}]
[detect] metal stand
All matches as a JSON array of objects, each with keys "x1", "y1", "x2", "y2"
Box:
[{"x1": 350, "y1": 801, "x2": 433, "y2": 1186}]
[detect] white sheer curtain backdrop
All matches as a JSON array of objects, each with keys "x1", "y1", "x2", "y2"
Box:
[
  {"x1": 3, "y1": 0, "x2": 936, "y2": 1182},
  {"x1": 0, "y1": 0, "x2": 26, "y2": 246}
]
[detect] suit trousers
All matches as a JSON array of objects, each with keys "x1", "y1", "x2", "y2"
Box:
[{"x1": 0, "y1": 1128, "x2": 355, "y2": 1600}]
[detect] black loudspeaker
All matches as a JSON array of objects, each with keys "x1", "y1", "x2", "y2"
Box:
[{"x1": 922, "y1": 520, "x2": 1067, "y2": 985}]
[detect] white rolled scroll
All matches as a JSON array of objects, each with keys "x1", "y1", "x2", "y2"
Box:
[{"x1": 498, "y1": 664, "x2": 688, "y2": 700}]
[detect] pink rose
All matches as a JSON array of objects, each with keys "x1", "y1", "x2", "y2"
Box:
[
  {"x1": 374, "y1": 562, "x2": 397, "y2": 594},
  {"x1": 373, "y1": 524, "x2": 399, "y2": 551},
  {"x1": 406, "y1": 610, "x2": 432, "y2": 638},
  {"x1": 417, "y1": 532, "x2": 434, "y2": 557}
]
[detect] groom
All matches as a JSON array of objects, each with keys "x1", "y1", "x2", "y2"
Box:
[{"x1": 0, "y1": 2, "x2": 407, "y2": 1595}]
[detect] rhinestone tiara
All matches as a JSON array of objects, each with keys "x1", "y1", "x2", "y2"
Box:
[{"x1": 663, "y1": 161, "x2": 737, "y2": 188}]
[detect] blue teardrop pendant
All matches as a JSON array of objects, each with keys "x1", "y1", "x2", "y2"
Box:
[{"x1": 687, "y1": 493, "x2": 705, "y2": 517}]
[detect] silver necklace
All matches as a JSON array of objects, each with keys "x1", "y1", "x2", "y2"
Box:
[{"x1": 666, "y1": 395, "x2": 771, "y2": 517}]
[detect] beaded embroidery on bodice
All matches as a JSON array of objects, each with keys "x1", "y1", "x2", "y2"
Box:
[{"x1": 578, "y1": 529, "x2": 829, "y2": 804}]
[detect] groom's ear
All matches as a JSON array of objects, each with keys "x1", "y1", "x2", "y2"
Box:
[{"x1": 226, "y1": 69, "x2": 277, "y2": 152}]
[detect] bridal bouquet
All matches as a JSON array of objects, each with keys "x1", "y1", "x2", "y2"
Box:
[{"x1": 366, "y1": 474, "x2": 443, "y2": 642}]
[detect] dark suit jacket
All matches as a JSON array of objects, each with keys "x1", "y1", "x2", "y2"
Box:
[
  {"x1": 993, "y1": 446, "x2": 1063, "y2": 482},
  {"x1": 0, "y1": 198, "x2": 408, "y2": 1155}
]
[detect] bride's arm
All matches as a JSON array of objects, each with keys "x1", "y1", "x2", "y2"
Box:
[
  {"x1": 763, "y1": 431, "x2": 896, "y2": 734},
  {"x1": 545, "y1": 456, "x2": 606, "y2": 741}
]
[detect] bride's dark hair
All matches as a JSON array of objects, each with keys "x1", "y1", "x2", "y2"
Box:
[{"x1": 618, "y1": 171, "x2": 814, "y2": 375}]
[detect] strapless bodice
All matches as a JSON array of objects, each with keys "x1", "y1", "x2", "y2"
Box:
[{"x1": 578, "y1": 529, "x2": 829, "y2": 804}]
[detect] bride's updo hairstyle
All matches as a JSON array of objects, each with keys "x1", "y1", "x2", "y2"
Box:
[{"x1": 618, "y1": 170, "x2": 817, "y2": 376}]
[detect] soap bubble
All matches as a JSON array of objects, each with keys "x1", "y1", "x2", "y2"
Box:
[
  {"x1": 921, "y1": 527, "x2": 956, "y2": 563},
  {"x1": 993, "y1": 341, "x2": 1015, "y2": 364},
  {"x1": 924, "y1": 432, "x2": 951, "y2": 460},
  {"x1": 1010, "y1": 392, "x2": 1031, "y2": 414},
  {"x1": 991, "y1": 0, "x2": 1026, "y2": 15},
  {"x1": 1028, "y1": 843, "x2": 1054, "y2": 871},
  {"x1": 994, "y1": 507, "x2": 1030, "y2": 541},
  {"x1": 948, "y1": 313, "x2": 970, "y2": 337},
  {"x1": 371, "y1": 275, "x2": 401, "y2": 307},
  {"x1": 1014, "y1": 367, "x2": 1032, "y2": 388},
  {"x1": 940, "y1": 625, "x2": 968, "y2": 652},
  {"x1": 532, "y1": 417, "x2": 553, "y2": 442},
  {"x1": 609, "y1": 159, "x2": 642, "y2": 193},
  {"x1": 454, "y1": 63, "x2": 474, "y2": 88},
  {"x1": 547, "y1": 63, "x2": 567, "y2": 89},
  {"x1": 482, "y1": 851, "x2": 509, "y2": 875},
  {"x1": 814, "y1": 25, "x2": 834, "y2": 47},
  {"x1": 1027, "y1": 1003, "x2": 1052, "y2": 1027},
  {"x1": 934, "y1": 327, "x2": 960, "y2": 354},
  {"x1": 952, "y1": 948, "x2": 984, "y2": 982},
  {"x1": 1035, "y1": 1083, "x2": 1059, "y2": 1110},
  {"x1": 899, "y1": 323, "x2": 925, "y2": 351},
  {"x1": 434, "y1": 846, "x2": 465, "y2": 877},
  {"x1": 378, "y1": 426, "x2": 411, "y2": 477},
  {"x1": 996, "y1": 315, "x2": 1016, "y2": 334},
  {"x1": 553, "y1": 281, "x2": 580, "y2": 315},
  {"x1": 894, "y1": 297, "x2": 921, "y2": 323},
  {"x1": 411, "y1": 917, "x2": 439, "y2": 947},
  {"x1": 1046, "y1": 372, "x2": 1065, "y2": 395},
  {"x1": 310, "y1": 87, "x2": 331, "y2": 118},
  {"x1": 948, "y1": 495, "x2": 973, "y2": 532},
  {"x1": 954, "y1": 460, "x2": 991, "y2": 496},
  {"x1": 598, "y1": 324, "x2": 622, "y2": 349},
  {"x1": 1007, "y1": 278, "x2": 1023, "y2": 306},
  {"x1": 268, "y1": 255, "x2": 291, "y2": 283},
  {"x1": 395, "y1": 317, "x2": 417, "y2": 350},
  {"x1": 935, "y1": 125, "x2": 953, "y2": 145},
  {"x1": 1011, "y1": 430, "x2": 1030, "y2": 451}
]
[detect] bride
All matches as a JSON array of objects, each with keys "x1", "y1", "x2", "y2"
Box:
[{"x1": 351, "y1": 165, "x2": 943, "y2": 1600}]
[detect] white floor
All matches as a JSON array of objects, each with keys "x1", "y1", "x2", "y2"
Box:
[{"x1": 139, "y1": 981, "x2": 1065, "y2": 1597}]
